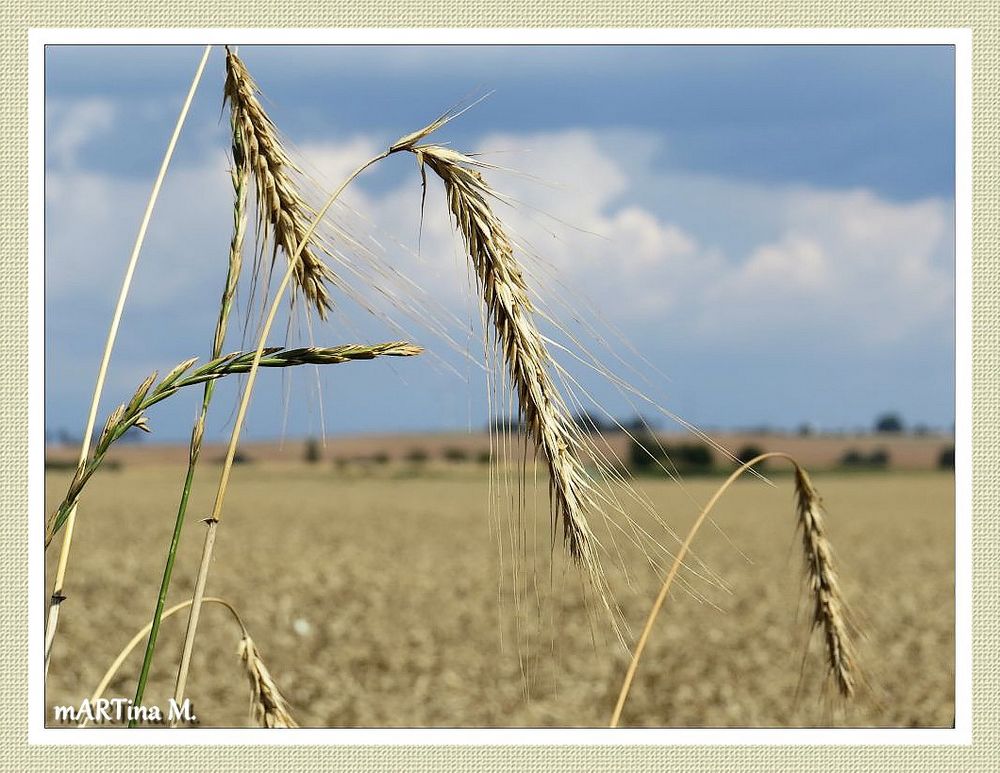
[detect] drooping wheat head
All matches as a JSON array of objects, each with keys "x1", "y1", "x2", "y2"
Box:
[
  {"x1": 224, "y1": 47, "x2": 337, "y2": 319},
  {"x1": 238, "y1": 634, "x2": 299, "y2": 728},
  {"x1": 793, "y1": 464, "x2": 859, "y2": 698},
  {"x1": 399, "y1": 141, "x2": 609, "y2": 603}
]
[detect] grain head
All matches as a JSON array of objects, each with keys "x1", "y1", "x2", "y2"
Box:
[
  {"x1": 407, "y1": 142, "x2": 610, "y2": 606},
  {"x1": 224, "y1": 47, "x2": 337, "y2": 319},
  {"x1": 237, "y1": 634, "x2": 299, "y2": 728},
  {"x1": 793, "y1": 464, "x2": 860, "y2": 698}
]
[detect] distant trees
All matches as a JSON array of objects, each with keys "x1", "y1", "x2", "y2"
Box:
[
  {"x1": 620, "y1": 414, "x2": 659, "y2": 433},
  {"x1": 736, "y1": 444, "x2": 766, "y2": 467},
  {"x1": 570, "y1": 410, "x2": 610, "y2": 434},
  {"x1": 628, "y1": 434, "x2": 714, "y2": 475},
  {"x1": 839, "y1": 447, "x2": 890, "y2": 469},
  {"x1": 874, "y1": 413, "x2": 904, "y2": 434},
  {"x1": 405, "y1": 448, "x2": 429, "y2": 464},
  {"x1": 492, "y1": 412, "x2": 659, "y2": 436},
  {"x1": 442, "y1": 447, "x2": 469, "y2": 462}
]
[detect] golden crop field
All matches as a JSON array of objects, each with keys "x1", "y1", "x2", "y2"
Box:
[{"x1": 44, "y1": 463, "x2": 954, "y2": 728}]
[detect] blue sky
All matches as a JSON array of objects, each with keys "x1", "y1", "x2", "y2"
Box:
[{"x1": 44, "y1": 44, "x2": 956, "y2": 442}]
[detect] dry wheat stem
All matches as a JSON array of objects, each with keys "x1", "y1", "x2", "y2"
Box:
[
  {"x1": 224, "y1": 47, "x2": 337, "y2": 319},
  {"x1": 609, "y1": 452, "x2": 859, "y2": 727},
  {"x1": 129, "y1": 138, "x2": 252, "y2": 723},
  {"x1": 43, "y1": 46, "x2": 212, "y2": 676},
  {"x1": 80, "y1": 597, "x2": 297, "y2": 728},
  {"x1": 171, "y1": 146, "x2": 399, "y2": 718}
]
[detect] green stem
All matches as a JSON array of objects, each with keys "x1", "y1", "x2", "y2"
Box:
[
  {"x1": 169, "y1": 149, "x2": 392, "y2": 720},
  {"x1": 128, "y1": 389, "x2": 215, "y2": 725},
  {"x1": 128, "y1": 131, "x2": 248, "y2": 724}
]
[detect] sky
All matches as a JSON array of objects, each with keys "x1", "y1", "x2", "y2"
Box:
[{"x1": 44, "y1": 44, "x2": 957, "y2": 443}]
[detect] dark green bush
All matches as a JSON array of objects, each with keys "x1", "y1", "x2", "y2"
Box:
[
  {"x1": 443, "y1": 447, "x2": 469, "y2": 462},
  {"x1": 405, "y1": 448, "x2": 429, "y2": 464},
  {"x1": 628, "y1": 435, "x2": 714, "y2": 475},
  {"x1": 840, "y1": 448, "x2": 890, "y2": 469},
  {"x1": 840, "y1": 449, "x2": 866, "y2": 467},
  {"x1": 736, "y1": 444, "x2": 766, "y2": 467}
]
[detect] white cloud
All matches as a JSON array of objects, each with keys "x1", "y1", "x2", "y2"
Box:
[
  {"x1": 737, "y1": 235, "x2": 829, "y2": 291},
  {"x1": 297, "y1": 136, "x2": 385, "y2": 193},
  {"x1": 46, "y1": 97, "x2": 116, "y2": 168},
  {"x1": 44, "y1": 124, "x2": 954, "y2": 371},
  {"x1": 705, "y1": 187, "x2": 953, "y2": 344}
]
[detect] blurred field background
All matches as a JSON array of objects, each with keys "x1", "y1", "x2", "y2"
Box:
[{"x1": 44, "y1": 431, "x2": 954, "y2": 728}]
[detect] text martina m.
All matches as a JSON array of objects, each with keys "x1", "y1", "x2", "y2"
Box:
[{"x1": 52, "y1": 698, "x2": 197, "y2": 725}]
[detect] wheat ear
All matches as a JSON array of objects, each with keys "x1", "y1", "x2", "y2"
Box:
[
  {"x1": 80, "y1": 597, "x2": 297, "y2": 728},
  {"x1": 224, "y1": 47, "x2": 337, "y2": 318},
  {"x1": 400, "y1": 141, "x2": 603, "y2": 582},
  {"x1": 793, "y1": 465, "x2": 858, "y2": 698},
  {"x1": 238, "y1": 635, "x2": 300, "y2": 728},
  {"x1": 610, "y1": 453, "x2": 860, "y2": 726}
]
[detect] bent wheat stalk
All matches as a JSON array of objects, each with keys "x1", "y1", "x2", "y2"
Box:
[
  {"x1": 44, "y1": 46, "x2": 212, "y2": 675},
  {"x1": 171, "y1": 96, "x2": 623, "y2": 717},
  {"x1": 46, "y1": 344, "x2": 420, "y2": 547},
  {"x1": 610, "y1": 452, "x2": 859, "y2": 727},
  {"x1": 80, "y1": 597, "x2": 296, "y2": 728}
]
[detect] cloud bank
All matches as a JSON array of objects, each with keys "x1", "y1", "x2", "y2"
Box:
[{"x1": 44, "y1": 101, "x2": 955, "y2": 437}]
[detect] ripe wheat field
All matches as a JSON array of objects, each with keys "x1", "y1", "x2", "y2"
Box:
[{"x1": 44, "y1": 464, "x2": 954, "y2": 728}]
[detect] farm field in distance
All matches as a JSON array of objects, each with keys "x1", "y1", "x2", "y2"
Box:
[
  {"x1": 44, "y1": 453, "x2": 955, "y2": 728},
  {"x1": 43, "y1": 429, "x2": 955, "y2": 471}
]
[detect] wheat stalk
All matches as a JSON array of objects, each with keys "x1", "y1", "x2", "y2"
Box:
[
  {"x1": 610, "y1": 452, "x2": 860, "y2": 726},
  {"x1": 45, "y1": 343, "x2": 421, "y2": 547},
  {"x1": 169, "y1": 102, "x2": 618, "y2": 715},
  {"x1": 43, "y1": 47, "x2": 213, "y2": 676},
  {"x1": 224, "y1": 47, "x2": 337, "y2": 319},
  {"x1": 238, "y1": 635, "x2": 300, "y2": 728},
  {"x1": 129, "y1": 133, "x2": 252, "y2": 721},
  {"x1": 169, "y1": 143, "x2": 405, "y2": 719}
]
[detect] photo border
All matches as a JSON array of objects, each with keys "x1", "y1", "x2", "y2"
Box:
[{"x1": 7, "y1": 17, "x2": 988, "y2": 771}]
